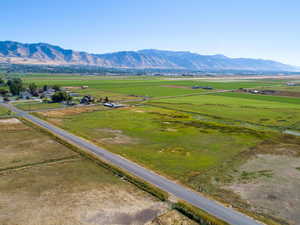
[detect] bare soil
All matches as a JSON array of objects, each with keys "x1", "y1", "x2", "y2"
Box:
[
  {"x1": 0, "y1": 159, "x2": 168, "y2": 225},
  {"x1": 270, "y1": 90, "x2": 300, "y2": 98},
  {"x1": 0, "y1": 118, "x2": 21, "y2": 124},
  {"x1": 97, "y1": 128, "x2": 139, "y2": 145},
  {"x1": 38, "y1": 105, "x2": 104, "y2": 118},
  {"x1": 226, "y1": 154, "x2": 300, "y2": 225}
]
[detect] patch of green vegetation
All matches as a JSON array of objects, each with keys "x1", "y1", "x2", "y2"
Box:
[
  {"x1": 0, "y1": 105, "x2": 11, "y2": 116},
  {"x1": 150, "y1": 94, "x2": 300, "y2": 130},
  {"x1": 296, "y1": 167, "x2": 300, "y2": 171},
  {"x1": 173, "y1": 201, "x2": 230, "y2": 225},
  {"x1": 212, "y1": 92, "x2": 300, "y2": 104},
  {"x1": 240, "y1": 170, "x2": 273, "y2": 181}
]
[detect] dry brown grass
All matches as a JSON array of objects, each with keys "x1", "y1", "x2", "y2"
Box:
[
  {"x1": 0, "y1": 118, "x2": 77, "y2": 170},
  {"x1": 37, "y1": 105, "x2": 105, "y2": 118},
  {"x1": 0, "y1": 118, "x2": 173, "y2": 225},
  {"x1": 226, "y1": 153, "x2": 300, "y2": 225},
  {"x1": 0, "y1": 159, "x2": 168, "y2": 225}
]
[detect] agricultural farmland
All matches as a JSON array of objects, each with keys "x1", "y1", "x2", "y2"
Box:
[
  {"x1": 21, "y1": 74, "x2": 279, "y2": 99},
  {"x1": 5, "y1": 74, "x2": 300, "y2": 224},
  {"x1": 0, "y1": 117, "x2": 199, "y2": 225},
  {"x1": 150, "y1": 93, "x2": 300, "y2": 131}
]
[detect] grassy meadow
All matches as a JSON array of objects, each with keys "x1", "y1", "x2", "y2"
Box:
[
  {"x1": 36, "y1": 105, "x2": 270, "y2": 185},
  {"x1": 0, "y1": 105, "x2": 10, "y2": 116},
  {"x1": 149, "y1": 93, "x2": 300, "y2": 131},
  {"x1": 21, "y1": 74, "x2": 279, "y2": 99}
]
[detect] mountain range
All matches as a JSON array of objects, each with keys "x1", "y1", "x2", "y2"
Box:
[{"x1": 0, "y1": 41, "x2": 296, "y2": 71}]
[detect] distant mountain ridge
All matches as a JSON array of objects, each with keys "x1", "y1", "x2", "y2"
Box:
[{"x1": 0, "y1": 41, "x2": 296, "y2": 71}]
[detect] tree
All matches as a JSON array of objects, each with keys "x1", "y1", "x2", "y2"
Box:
[
  {"x1": 104, "y1": 96, "x2": 109, "y2": 103},
  {"x1": 52, "y1": 85, "x2": 61, "y2": 92},
  {"x1": 7, "y1": 78, "x2": 23, "y2": 96},
  {"x1": 51, "y1": 91, "x2": 72, "y2": 103},
  {"x1": 28, "y1": 83, "x2": 38, "y2": 96},
  {"x1": 0, "y1": 88, "x2": 8, "y2": 96},
  {"x1": 43, "y1": 85, "x2": 48, "y2": 92},
  {"x1": 0, "y1": 78, "x2": 5, "y2": 86}
]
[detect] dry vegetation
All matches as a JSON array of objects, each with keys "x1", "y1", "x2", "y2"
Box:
[
  {"x1": 226, "y1": 153, "x2": 300, "y2": 225},
  {"x1": 0, "y1": 118, "x2": 195, "y2": 225}
]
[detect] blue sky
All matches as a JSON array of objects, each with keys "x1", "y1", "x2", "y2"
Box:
[{"x1": 1, "y1": 0, "x2": 299, "y2": 65}]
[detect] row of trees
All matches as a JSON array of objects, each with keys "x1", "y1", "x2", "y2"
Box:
[
  {"x1": 0, "y1": 78, "x2": 24, "y2": 96},
  {"x1": 0, "y1": 78, "x2": 39, "y2": 96}
]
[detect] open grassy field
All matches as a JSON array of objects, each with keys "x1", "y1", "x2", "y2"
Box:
[
  {"x1": 149, "y1": 93, "x2": 300, "y2": 131},
  {"x1": 37, "y1": 105, "x2": 266, "y2": 179},
  {"x1": 212, "y1": 92, "x2": 300, "y2": 104},
  {"x1": 36, "y1": 103, "x2": 300, "y2": 224},
  {"x1": 0, "y1": 117, "x2": 199, "y2": 225},
  {"x1": 0, "y1": 105, "x2": 10, "y2": 116},
  {"x1": 21, "y1": 74, "x2": 280, "y2": 99}
]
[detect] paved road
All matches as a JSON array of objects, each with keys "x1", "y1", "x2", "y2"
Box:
[{"x1": 1, "y1": 103, "x2": 262, "y2": 225}]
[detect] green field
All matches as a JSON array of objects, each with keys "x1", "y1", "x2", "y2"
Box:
[
  {"x1": 37, "y1": 105, "x2": 271, "y2": 186},
  {"x1": 21, "y1": 74, "x2": 279, "y2": 99},
  {"x1": 149, "y1": 93, "x2": 300, "y2": 131},
  {"x1": 0, "y1": 105, "x2": 10, "y2": 116},
  {"x1": 212, "y1": 92, "x2": 300, "y2": 104}
]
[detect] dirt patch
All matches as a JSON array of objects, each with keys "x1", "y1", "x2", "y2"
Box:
[
  {"x1": 275, "y1": 90, "x2": 300, "y2": 97},
  {"x1": 38, "y1": 105, "x2": 103, "y2": 118},
  {"x1": 165, "y1": 128, "x2": 178, "y2": 132},
  {"x1": 226, "y1": 154, "x2": 300, "y2": 224},
  {"x1": 0, "y1": 118, "x2": 21, "y2": 124},
  {"x1": 63, "y1": 86, "x2": 82, "y2": 90},
  {"x1": 97, "y1": 128, "x2": 138, "y2": 145},
  {"x1": 86, "y1": 207, "x2": 166, "y2": 225},
  {"x1": 130, "y1": 108, "x2": 146, "y2": 113},
  {"x1": 0, "y1": 159, "x2": 168, "y2": 225},
  {"x1": 161, "y1": 85, "x2": 191, "y2": 89}
]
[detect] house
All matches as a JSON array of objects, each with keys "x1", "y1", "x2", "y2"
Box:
[
  {"x1": 20, "y1": 91, "x2": 32, "y2": 99},
  {"x1": 43, "y1": 88, "x2": 56, "y2": 98},
  {"x1": 80, "y1": 95, "x2": 94, "y2": 104}
]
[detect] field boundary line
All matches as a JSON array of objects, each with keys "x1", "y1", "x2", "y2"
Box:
[{"x1": 0, "y1": 155, "x2": 80, "y2": 174}]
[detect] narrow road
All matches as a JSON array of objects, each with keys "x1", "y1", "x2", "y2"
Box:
[{"x1": 1, "y1": 103, "x2": 263, "y2": 225}]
